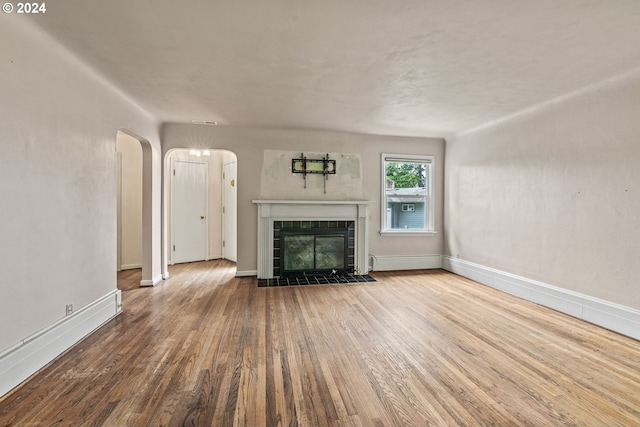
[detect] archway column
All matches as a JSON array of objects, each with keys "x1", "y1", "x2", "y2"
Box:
[{"x1": 118, "y1": 128, "x2": 163, "y2": 287}]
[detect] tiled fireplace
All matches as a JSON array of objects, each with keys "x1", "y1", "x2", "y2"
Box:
[
  {"x1": 252, "y1": 200, "x2": 370, "y2": 279},
  {"x1": 274, "y1": 220, "x2": 355, "y2": 277}
]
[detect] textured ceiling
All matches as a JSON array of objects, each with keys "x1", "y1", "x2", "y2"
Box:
[{"x1": 27, "y1": 0, "x2": 640, "y2": 137}]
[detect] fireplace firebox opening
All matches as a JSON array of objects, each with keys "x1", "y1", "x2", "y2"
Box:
[{"x1": 274, "y1": 221, "x2": 355, "y2": 278}]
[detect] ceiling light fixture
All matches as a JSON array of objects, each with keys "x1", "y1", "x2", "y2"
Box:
[
  {"x1": 191, "y1": 120, "x2": 218, "y2": 125},
  {"x1": 189, "y1": 149, "x2": 211, "y2": 157}
]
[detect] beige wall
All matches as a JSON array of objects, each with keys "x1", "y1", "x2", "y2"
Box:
[
  {"x1": 162, "y1": 125, "x2": 445, "y2": 274},
  {"x1": 444, "y1": 68, "x2": 640, "y2": 310},
  {"x1": 116, "y1": 132, "x2": 143, "y2": 269},
  {"x1": 0, "y1": 18, "x2": 161, "y2": 352}
]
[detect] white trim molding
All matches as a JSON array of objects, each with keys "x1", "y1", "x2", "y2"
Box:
[
  {"x1": 370, "y1": 254, "x2": 442, "y2": 271},
  {"x1": 442, "y1": 256, "x2": 640, "y2": 341},
  {"x1": 119, "y1": 263, "x2": 142, "y2": 271},
  {"x1": 140, "y1": 274, "x2": 163, "y2": 287},
  {"x1": 236, "y1": 270, "x2": 258, "y2": 277},
  {"x1": 0, "y1": 290, "x2": 122, "y2": 397}
]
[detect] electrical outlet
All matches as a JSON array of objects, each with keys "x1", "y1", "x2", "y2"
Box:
[{"x1": 66, "y1": 304, "x2": 73, "y2": 316}]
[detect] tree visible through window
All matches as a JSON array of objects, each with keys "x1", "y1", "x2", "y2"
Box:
[
  {"x1": 381, "y1": 154, "x2": 434, "y2": 234},
  {"x1": 385, "y1": 162, "x2": 426, "y2": 188}
]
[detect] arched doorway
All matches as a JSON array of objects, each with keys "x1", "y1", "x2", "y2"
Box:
[
  {"x1": 165, "y1": 149, "x2": 238, "y2": 269},
  {"x1": 116, "y1": 132, "x2": 142, "y2": 271},
  {"x1": 116, "y1": 129, "x2": 156, "y2": 286}
]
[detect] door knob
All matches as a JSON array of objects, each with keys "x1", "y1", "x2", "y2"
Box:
[{"x1": 200, "y1": 216, "x2": 205, "y2": 219}]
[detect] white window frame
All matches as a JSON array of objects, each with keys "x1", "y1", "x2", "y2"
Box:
[{"x1": 381, "y1": 153, "x2": 435, "y2": 236}]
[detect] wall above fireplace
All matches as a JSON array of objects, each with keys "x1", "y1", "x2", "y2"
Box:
[
  {"x1": 252, "y1": 200, "x2": 371, "y2": 279},
  {"x1": 259, "y1": 150, "x2": 363, "y2": 201}
]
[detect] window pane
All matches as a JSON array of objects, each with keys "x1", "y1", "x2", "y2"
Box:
[
  {"x1": 385, "y1": 161, "x2": 427, "y2": 188},
  {"x1": 384, "y1": 159, "x2": 430, "y2": 230}
]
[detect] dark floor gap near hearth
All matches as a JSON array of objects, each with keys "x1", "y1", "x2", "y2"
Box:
[{"x1": 257, "y1": 273, "x2": 376, "y2": 287}]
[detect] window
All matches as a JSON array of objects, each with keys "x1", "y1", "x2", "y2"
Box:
[{"x1": 381, "y1": 154, "x2": 435, "y2": 235}]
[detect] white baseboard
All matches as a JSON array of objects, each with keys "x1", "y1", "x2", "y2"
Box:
[
  {"x1": 140, "y1": 274, "x2": 163, "y2": 287},
  {"x1": 370, "y1": 254, "x2": 442, "y2": 271},
  {"x1": 236, "y1": 270, "x2": 257, "y2": 277},
  {"x1": 442, "y1": 256, "x2": 640, "y2": 341},
  {"x1": 0, "y1": 290, "x2": 122, "y2": 398},
  {"x1": 119, "y1": 264, "x2": 142, "y2": 271}
]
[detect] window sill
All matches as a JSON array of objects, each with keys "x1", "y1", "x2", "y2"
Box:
[{"x1": 379, "y1": 230, "x2": 437, "y2": 237}]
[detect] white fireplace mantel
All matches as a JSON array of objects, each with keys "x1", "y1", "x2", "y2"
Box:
[{"x1": 252, "y1": 200, "x2": 371, "y2": 279}]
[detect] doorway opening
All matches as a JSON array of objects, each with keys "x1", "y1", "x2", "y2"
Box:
[
  {"x1": 166, "y1": 149, "x2": 237, "y2": 269},
  {"x1": 116, "y1": 132, "x2": 142, "y2": 271},
  {"x1": 116, "y1": 129, "x2": 154, "y2": 287}
]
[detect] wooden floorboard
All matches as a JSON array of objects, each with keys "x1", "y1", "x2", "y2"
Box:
[{"x1": 1, "y1": 260, "x2": 639, "y2": 426}]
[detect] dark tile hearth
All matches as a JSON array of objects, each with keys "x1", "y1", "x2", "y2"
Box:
[{"x1": 258, "y1": 274, "x2": 376, "y2": 287}]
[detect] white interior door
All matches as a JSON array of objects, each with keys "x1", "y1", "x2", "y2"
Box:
[
  {"x1": 223, "y1": 161, "x2": 237, "y2": 262},
  {"x1": 172, "y1": 160, "x2": 208, "y2": 264}
]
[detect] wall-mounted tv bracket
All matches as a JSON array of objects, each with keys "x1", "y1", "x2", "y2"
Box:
[{"x1": 292, "y1": 153, "x2": 336, "y2": 193}]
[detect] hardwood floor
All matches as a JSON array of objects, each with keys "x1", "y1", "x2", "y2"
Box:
[{"x1": 1, "y1": 260, "x2": 639, "y2": 426}]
